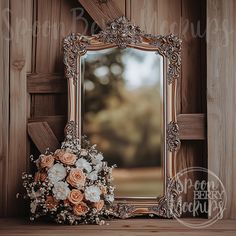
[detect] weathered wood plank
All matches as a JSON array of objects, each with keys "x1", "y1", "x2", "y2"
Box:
[
  {"x1": 177, "y1": 0, "x2": 206, "y2": 217},
  {"x1": 28, "y1": 116, "x2": 67, "y2": 141},
  {"x1": 0, "y1": 0, "x2": 10, "y2": 217},
  {"x1": 35, "y1": 0, "x2": 61, "y2": 73},
  {"x1": 178, "y1": 114, "x2": 206, "y2": 140},
  {"x1": 79, "y1": 0, "x2": 123, "y2": 30},
  {"x1": 28, "y1": 122, "x2": 60, "y2": 153},
  {"x1": 207, "y1": 0, "x2": 236, "y2": 219},
  {"x1": 129, "y1": 0, "x2": 159, "y2": 34},
  {"x1": 8, "y1": 0, "x2": 33, "y2": 216},
  {"x1": 0, "y1": 218, "x2": 236, "y2": 235},
  {"x1": 27, "y1": 73, "x2": 67, "y2": 93},
  {"x1": 30, "y1": 94, "x2": 67, "y2": 117}
]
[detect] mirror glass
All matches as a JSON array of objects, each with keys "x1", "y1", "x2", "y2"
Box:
[{"x1": 81, "y1": 47, "x2": 164, "y2": 198}]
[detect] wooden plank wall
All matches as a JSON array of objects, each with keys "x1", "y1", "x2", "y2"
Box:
[
  {"x1": 207, "y1": 0, "x2": 236, "y2": 219},
  {"x1": 0, "y1": 0, "x2": 10, "y2": 217},
  {"x1": 0, "y1": 0, "x2": 206, "y2": 217}
]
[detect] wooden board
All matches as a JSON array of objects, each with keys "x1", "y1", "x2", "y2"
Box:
[
  {"x1": 8, "y1": 0, "x2": 33, "y2": 217},
  {"x1": 28, "y1": 116, "x2": 67, "y2": 142},
  {"x1": 0, "y1": 0, "x2": 10, "y2": 217},
  {"x1": 28, "y1": 122, "x2": 60, "y2": 153},
  {"x1": 178, "y1": 114, "x2": 206, "y2": 140},
  {"x1": 27, "y1": 73, "x2": 67, "y2": 94},
  {"x1": 79, "y1": 0, "x2": 123, "y2": 30},
  {"x1": 0, "y1": 218, "x2": 236, "y2": 236},
  {"x1": 207, "y1": 0, "x2": 236, "y2": 219}
]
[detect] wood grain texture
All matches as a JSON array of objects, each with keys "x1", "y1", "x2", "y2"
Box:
[
  {"x1": 0, "y1": 0, "x2": 9, "y2": 217},
  {"x1": 8, "y1": 0, "x2": 33, "y2": 216},
  {"x1": 178, "y1": 114, "x2": 206, "y2": 140},
  {"x1": 28, "y1": 116, "x2": 67, "y2": 142},
  {"x1": 0, "y1": 218, "x2": 236, "y2": 236},
  {"x1": 79, "y1": 0, "x2": 123, "y2": 30},
  {"x1": 27, "y1": 73, "x2": 67, "y2": 93},
  {"x1": 207, "y1": 0, "x2": 236, "y2": 219},
  {"x1": 28, "y1": 122, "x2": 60, "y2": 153}
]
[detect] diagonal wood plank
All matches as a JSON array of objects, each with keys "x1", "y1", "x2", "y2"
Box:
[
  {"x1": 79, "y1": 0, "x2": 123, "y2": 30},
  {"x1": 28, "y1": 122, "x2": 60, "y2": 153}
]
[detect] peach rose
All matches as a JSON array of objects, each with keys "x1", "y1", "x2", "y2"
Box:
[
  {"x1": 68, "y1": 189, "x2": 84, "y2": 205},
  {"x1": 40, "y1": 154, "x2": 54, "y2": 168},
  {"x1": 93, "y1": 200, "x2": 104, "y2": 212},
  {"x1": 34, "y1": 172, "x2": 47, "y2": 182},
  {"x1": 54, "y1": 149, "x2": 65, "y2": 160},
  {"x1": 59, "y1": 152, "x2": 76, "y2": 165},
  {"x1": 73, "y1": 202, "x2": 89, "y2": 216},
  {"x1": 67, "y1": 168, "x2": 86, "y2": 187},
  {"x1": 45, "y1": 196, "x2": 58, "y2": 210}
]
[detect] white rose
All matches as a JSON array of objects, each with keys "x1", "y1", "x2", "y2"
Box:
[
  {"x1": 94, "y1": 163, "x2": 103, "y2": 172},
  {"x1": 52, "y1": 181, "x2": 70, "y2": 200},
  {"x1": 84, "y1": 185, "x2": 101, "y2": 202},
  {"x1": 48, "y1": 163, "x2": 67, "y2": 184},
  {"x1": 75, "y1": 158, "x2": 92, "y2": 173},
  {"x1": 92, "y1": 153, "x2": 104, "y2": 165},
  {"x1": 87, "y1": 171, "x2": 98, "y2": 181},
  {"x1": 105, "y1": 194, "x2": 114, "y2": 202}
]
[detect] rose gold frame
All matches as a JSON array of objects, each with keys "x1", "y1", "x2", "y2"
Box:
[{"x1": 63, "y1": 17, "x2": 181, "y2": 218}]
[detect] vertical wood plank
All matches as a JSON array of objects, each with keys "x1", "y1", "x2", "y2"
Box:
[
  {"x1": 0, "y1": 0, "x2": 10, "y2": 217},
  {"x1": 35, "y1": 0, "x2": 61, "y2": 73},
  {"x1": 129, "y1": 0, "x2": 159, "y2": 34},
  {"x1": 207, "y1": 0, "x2": 236, "y2": 219},
  {"x1": 113, "y1": 0, "x2": 125, "y2": 16},
  {"x1": 177, "y1": 0, "x2": 206, "y2": 214},
  {"x1": 8, "y1": 0, "x2": 33, "y2": 216}
]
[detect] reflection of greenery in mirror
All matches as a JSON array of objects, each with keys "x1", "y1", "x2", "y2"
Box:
[{"x1": 81, "y1": 48, "x2": 164, "y2": 197}]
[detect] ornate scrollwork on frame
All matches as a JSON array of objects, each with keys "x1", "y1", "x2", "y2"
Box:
[
  {"x1": 109, "y1": 176, "x2": 182, "y2": 219},
  {"x1": 61, "y1": 121, "x2": 81, "y2": 154},
  {"x1": 148, "y1": 177, "x2": 182, "y2": 218},
  {"x1": 96, "y1": 16, "x2": 143, "y2": 49},
  {"x1": 145, "y1": 34, "x2": 182, "y2": 84},
  {"x1": 111, "y1": 204, "x2": 136, "y2": 219},
  {"x1": 167, "y1": 121, "x2": 181, "y2": 152},
  {"x1": 63, "y1": 33, "x2": 90, "y2": 85}
]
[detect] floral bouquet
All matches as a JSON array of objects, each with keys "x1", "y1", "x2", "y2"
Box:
[{"x1": 20, "y1": 128, "x2": 115, "y2": 225}]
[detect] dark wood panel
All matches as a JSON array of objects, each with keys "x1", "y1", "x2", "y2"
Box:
[
  {"x1": 27, "y1": 73, "x2": 67, "y2": 93},
  {"x1": 31, "y1": 94, "x2": 67, "y2": 117},
  {"x1": 178, "y1": 114, "x2": 206, "y2": 140}
]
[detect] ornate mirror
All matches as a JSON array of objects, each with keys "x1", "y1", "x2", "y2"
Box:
[{"x1": 64, "y1": 17, "x2": 181, "y2": 218}]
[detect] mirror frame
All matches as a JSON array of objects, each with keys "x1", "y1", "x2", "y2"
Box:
[{"x1": 63, "y1": 16, "x2": 181, "y2": 219}]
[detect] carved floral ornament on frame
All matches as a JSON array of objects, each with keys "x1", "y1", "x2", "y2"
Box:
[{"x1": 19, "y1": 16, "x2": 182, "y2": 225}]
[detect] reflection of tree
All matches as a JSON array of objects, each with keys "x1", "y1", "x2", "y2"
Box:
[{"x1": 83, "y1": 48, "x2": 162, "y2": 168}]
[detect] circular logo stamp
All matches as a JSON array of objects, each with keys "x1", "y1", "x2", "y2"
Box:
[{"x1": 169, "y1": 167, "x2": 227, "y2": 229}]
